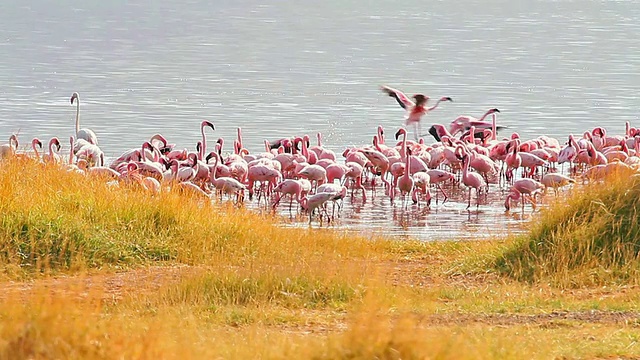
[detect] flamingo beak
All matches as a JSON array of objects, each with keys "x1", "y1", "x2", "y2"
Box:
[
  {"x1": 37, "y1": 140, "x2": 43, "y2": 148},
  {"x1": 395, "y1": 129, "x2": 403, "y2": 140},
  {"x1": 493, "y1": 108, "x2": 501, "y2": 113},
  {"x1": 205, "y1": 121, "x2": 215, "y2": 130},
  {"x1": 70, "y1": 93, "x2": 77, "y2": 104},
  {"x1": 445, "y1": 97, "x2": 453, "y2": 102}
]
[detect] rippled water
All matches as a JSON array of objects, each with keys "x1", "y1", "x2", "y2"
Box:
[{"x1": 1, "y1": 1, "x2": 638, "y2": 239}]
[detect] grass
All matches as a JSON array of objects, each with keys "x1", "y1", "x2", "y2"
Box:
[
  {"x1": 496, "y1": 168, "x2": 640, "y2": 287},
  {"x1": 1, "y1": 158, "x2": 640, "y2": 359}
]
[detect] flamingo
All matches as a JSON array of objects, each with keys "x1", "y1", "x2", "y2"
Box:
[
  {"x1": 458, "y1": 148, "x2": 486, "y2": 209},
  {"x1": 504, "y1": 178, "x2": 545, "y2": 212},
  {"x1": 31, "y1": 138, "x2": 43, "y2": 161},
  {"x1": 209, "y1": 153, "x2": 246, "y2": 203},
  {"x1": 71, "y1": 92, "x2": 98, "y2": 145},
  {"x1": 505, "y1": 139, "x2": 522, "y2": 182},
  {"x1": 541, "y1": 173, "x2": 575, "y2": 196},
  {"x1": 42, "y1": 137, "x2": 62, "y2": 164},
  {"x1": 198, "y1": 120, "x2": 215, "y2": 160},
  {"x1": 411, "y1": 172, "x2": 431, "y2": 207},
  {"x1": 272, "y1": 179, "x2": 304, "y2": 211},
  {"x1": 344, "y1": 162, "x2": 367, "y2": 202},
  {"x1": 300, "y1": 191, "x2": 343, "y2": 225},
  {"x1": 0, "y1": 134, "x2": 19, "y2": 159},
  {"x1": 449, "y1": 108, "x2": 501, "y2": 137},
  {"x1": 380, "y1": 85, "x2": 452, "y2": 140},
  {"x1": 396, "y1": 147, "x2": 414, "y2": 207}
]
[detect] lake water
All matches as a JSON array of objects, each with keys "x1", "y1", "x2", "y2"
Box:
[{"x1": 1, "y1": 1, "x2": 638, "y2": 239}]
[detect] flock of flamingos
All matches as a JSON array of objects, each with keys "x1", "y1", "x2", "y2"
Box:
[{"x1": 1, "y1": 86, "x2": 638, "y2": 225}]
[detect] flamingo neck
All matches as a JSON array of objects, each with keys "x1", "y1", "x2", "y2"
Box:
[
  {"x1": 401, "y1": 132, "x2": 407, "y2": 159},
  {"x1": 626, "y1": 121, "x2": 630, "y2": 137},
  {"x1": 404, "y1": 151, "x2": 411, "y2": 177},
  {"x1": 373, "y1": 136, "x2": 383, "y2": 153},
  {"x1": 201, "y1": 125, "x2": 207, "y2": 161},
  {"x1": 317, "y1": 133, "x2": 322, "y2": 147},
  {"x1": 68, "y1": 139, "x2": 73, "y2": 164},
  {"x1": 491, "y1": 114, "x2": 497, "y2": 141},
  {"x1": 75, "y1": 99, "x2": 80, "y2": 135},
  {"x1": 31, "y1": 141, "x2": 40, "y2": 160},
  {"x1": 478, "y1": 110, "x2": 492, "y2": 122},
  {"x1": 212, "y1": 154, "x2": 219, "y2": 181},
  {"x1": 427, "y1": 99, "x2": 442, "y2": 112}
]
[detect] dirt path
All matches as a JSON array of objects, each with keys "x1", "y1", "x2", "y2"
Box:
[
  {"x1": 1, "y1": 265, "x2": 638, "y2": 329},
  {"x1": 0, "y1": 265, "x2": 201, "y2": 302}
]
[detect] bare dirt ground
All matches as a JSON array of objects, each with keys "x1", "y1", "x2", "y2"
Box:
[{"x1": 2, "y1": 263, "x2": 638, "y2": 330}]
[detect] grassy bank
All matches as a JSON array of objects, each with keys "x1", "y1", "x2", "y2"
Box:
[
  {"x1": 1, "y1": 159, "x2": 640, "y2": 359},
  {"x1": 496, "y1": 170, "x2": 640, "y2": 287}
]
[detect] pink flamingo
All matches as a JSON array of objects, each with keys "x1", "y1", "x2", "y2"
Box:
[
  {"x1": 396, "y1": 147, "x2": 414, "y2": 207},
  {"x1": 427, "y1": 124, "x2": 455, "y2": 142},
  {"x1": 326, "y1": 163, "x2": 348, "y2": 184},
  {"x1": 380, "y1": 85, "x2": 452, "y2": 139},
  {"x1": 427, "y1": 169, "x2": 455, "y2": 203},
  {"x1": 197, "y1": 121, "x2": 215, "y2": 160},
  {"x1": 359, "y1": 148, "x2": 390, "y2": 194},
  {"x1": 458, "y1": 147, "x2": 486, "y2": 209},
  {"x1": 297, "y1": 164, "x2": 327, "y2": 190},
  {"x1": 31, "y1": 138, "x2": 43, "y2": 161},
  {"x1": 504, "y1": 178, "x2": 545, "y2": 212},
  {"x1": 300, "y1": 191, "x2": 343, "y2": 225},
  {"x1": 505, "y1": 139, "x2": 522, "y2": 182},
  {"x1": 344, "y1": 162, "x2": 367, "y2": 202},
  {"x1": 411, "y1": 172, "x2": 431, "y2": 207},
  {"x1": 541, "y1": 173, "x2": 575, "y2": 196},
  {"x1": 272, "y1": 179, "x2": 304, "y2": 211},
  {"x1": 449, "y1": 108, "x2": 501, "y2": 137},
  {"x1": 209, "y1": 153, "x2": 246, "y2": 203},
  {"x1": 42, "y1": 137, "x2": 62, "y2": 164},
  {"x1": 247, "y1": 163, "x2": 281, "y2": 202}
]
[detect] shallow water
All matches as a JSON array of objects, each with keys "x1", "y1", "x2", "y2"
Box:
[{"x1": 1, "y1": 1, "x2": 637, "y2": 239}]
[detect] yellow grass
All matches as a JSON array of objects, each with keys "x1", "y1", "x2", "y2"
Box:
[
  {"x1": 1, "y1": 158, "x2": 640, "y2": 359},
  {"x1": 496, "y1": 168, "x2": 640, "y2": 287}
]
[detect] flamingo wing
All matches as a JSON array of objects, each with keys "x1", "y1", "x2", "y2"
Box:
[{"x1": 380, "y1": 85, "x2": 414, "y2": 110}]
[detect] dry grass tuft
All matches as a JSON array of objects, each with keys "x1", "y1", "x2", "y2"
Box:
[{"x1": 496, "y1": 169, "x2": 640, "y2": 287}]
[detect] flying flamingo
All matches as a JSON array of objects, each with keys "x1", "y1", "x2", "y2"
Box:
[
  {"x1": 380, "y1": 85, "x2": 452, "y2": 140},
  {"x1": 71, "y1": 92, "x2": 98, "y2": 145}
]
